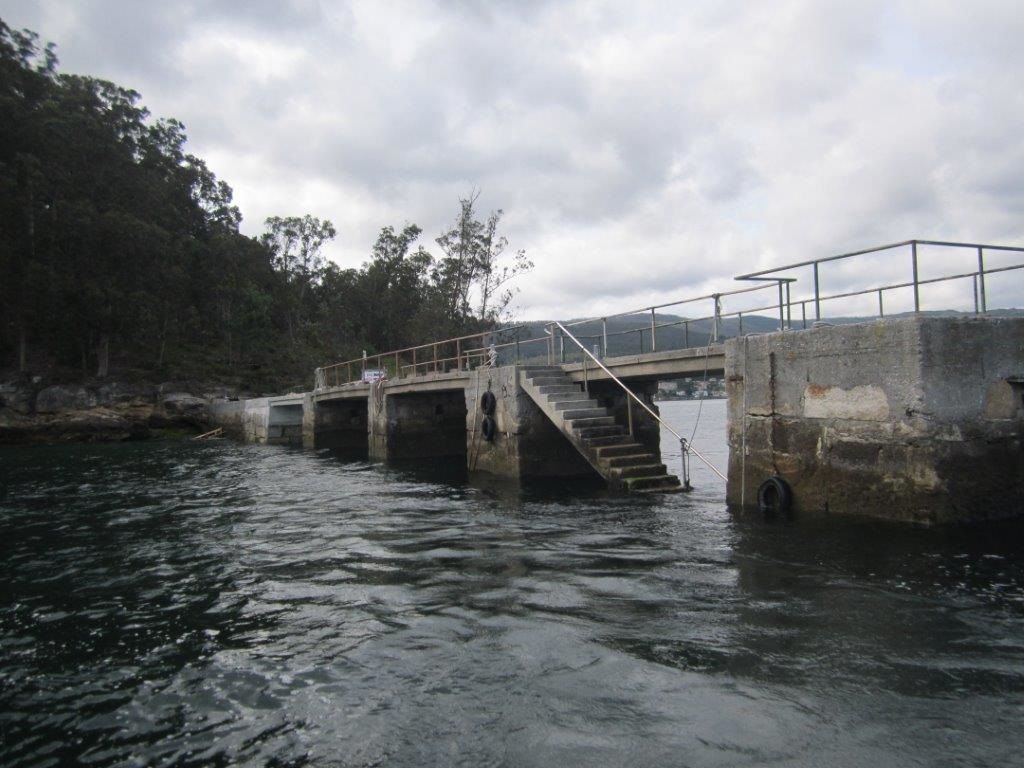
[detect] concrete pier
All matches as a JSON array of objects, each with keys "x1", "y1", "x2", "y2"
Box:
[
  {"x1": 206, "y1": 315, "x2": 1023, "y2": 521},
  {"x1": 726, "y1": 317, "x2": 1024, "y2": 524}
]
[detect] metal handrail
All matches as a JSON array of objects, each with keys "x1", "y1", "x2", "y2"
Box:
[
  {"x1": 736, "y1": 238, "x2": 1024, "y2": 321},
  {"x1": 551, "y1": 321, "x2": 726, "y2": 484}
]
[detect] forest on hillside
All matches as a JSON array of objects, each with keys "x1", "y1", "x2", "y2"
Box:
[{"x1": 0, "y1": 20, "x2": 531, "y2": 392}]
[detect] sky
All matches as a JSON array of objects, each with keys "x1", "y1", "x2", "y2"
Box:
[{"x1": 3, "y1": 0, "x2": 1023, "y2": 320}]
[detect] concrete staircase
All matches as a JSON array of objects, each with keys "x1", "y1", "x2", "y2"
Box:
[{"x1": 519, "y1": 367, "x2": 682, "y2": 493}]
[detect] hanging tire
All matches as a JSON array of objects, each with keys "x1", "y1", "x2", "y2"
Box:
[
  {"x1": 757, "y1": 476, "x2": 792, "y2": 518},
  {"x1": 481, "y1": 415, "x2": 496, "y2": 442},
  {"x1": 480, "y1": 390, "x2": 497, "y2": 416}
]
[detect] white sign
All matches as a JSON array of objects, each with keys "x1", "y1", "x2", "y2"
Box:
[{"x1": 361, "y1": 368, "x2": 386, "y2": 383}]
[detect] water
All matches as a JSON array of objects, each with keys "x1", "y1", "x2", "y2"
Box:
[{"x1": 2, "y1": 400, "x2": 1023, "y2": 767}]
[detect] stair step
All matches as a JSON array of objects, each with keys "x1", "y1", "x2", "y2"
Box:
[
  {"x1": 560, "y1": 407, "x2": 607, "y2": 420},
  {"x1": 553, "y1": 399, "x2": 598, "y2": 411},
  {"x1": 583, "y1": 434, "x2": 633, "y2": 447},
  {"x1": 537, "y1": 385, "x2": 581, "y2": 395},
  {"x1": 577, "y1": 428, "x2": 622, "y2": 438},
  {"x1": 612, "y1": 463, "x2": 668, "y2": 479},
  {"x1": 546, "y1": 392, "x2": 591, "y2": 403},
  {"x1": 593, "y1": 442, "x2": 647, "y2": 457},
  {"x1": 528, "y1": 376, "x2": 570, "y2": 387},
  {"x1": 569, "y1": 417, "x2": 614, "y2": 430},
  {"x1": 624, "y1": 475, "x2": 683, "y2": 492},
  {"x1": 601, "y1": 453, "x2": 657, "y2": 468}
]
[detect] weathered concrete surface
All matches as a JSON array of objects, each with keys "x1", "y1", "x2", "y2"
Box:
[
  {"x1": 208, "y1": 394, "x2": 305, "y2": 445},
  {"x1": 468, "y1": 365, "x2": 595, "y2": 480},
  {"x1": 726, "y1": 317, "x2": 1024, "y2": 524},
  {"x1": 369, "y1": 384, "x2": 467, "y2": 461},
  {"x1": 302, "y1": 393, "x2": 368, "y2": 451}
]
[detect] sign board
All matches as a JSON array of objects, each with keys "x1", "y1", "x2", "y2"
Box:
[{"x1": 361, "y1": 368, "x2": 386, "y2": 383}]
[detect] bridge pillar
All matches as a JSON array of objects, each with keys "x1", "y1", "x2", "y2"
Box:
[
  {"x1": 368, "y1": 384, "x2": 467, "y2": 461},
  {"x1": 726, "y1": 316, "x2": 1024, "y2": 524},
  {"x1": 467, "y1": 365, "x2": 596, "y2": 480},
  {"x1": 302, "y1": 394, "x2": 368, "y2": 452}
]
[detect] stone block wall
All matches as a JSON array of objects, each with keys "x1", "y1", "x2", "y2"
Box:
[{"x1": 726, "y1": 317, "x2": 1023, "y2": 523}]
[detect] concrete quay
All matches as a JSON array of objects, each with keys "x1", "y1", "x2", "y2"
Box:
[{"x1": 208, "y1": 316, "x2": 1023, "y2": 523}]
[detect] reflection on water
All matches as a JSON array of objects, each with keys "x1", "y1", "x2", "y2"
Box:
[{"x1": 1, "y1": 400, "x2": 1023, "y2": 766}]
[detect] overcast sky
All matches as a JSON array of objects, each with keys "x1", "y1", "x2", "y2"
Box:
[{"x1": 3, "y1": 0, "x2": 1023, "y2": 319}]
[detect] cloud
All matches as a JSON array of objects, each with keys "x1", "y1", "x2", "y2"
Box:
[{"x1": 3, "y1": 0, "x2": 1023, "y2": 320}]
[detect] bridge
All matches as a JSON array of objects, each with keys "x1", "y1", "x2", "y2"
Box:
[{"x1": 209, "y1": 239, "x2": 1024, "y2": 523}]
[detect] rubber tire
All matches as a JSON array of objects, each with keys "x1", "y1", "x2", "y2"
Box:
[
  {"x1": 480, "y1": 390, "x2": 497, "y2": 416},
  {"x1": 481, "y1": 415, "x2": 496, "y2": 442},
  {"x1": 757, "y1": 476, "x2": 792, "y2": 518}
]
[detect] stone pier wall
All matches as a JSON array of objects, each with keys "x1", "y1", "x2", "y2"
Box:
[
  {"x1": 369, "y1": 386, "x2": 467, "y2": 461},
  {"x1": 468, "y1": 366, "x2": 596, "y2": 480},
  {"x1": 726, "y1": 317, "x2": 1024, "y2": 524}
]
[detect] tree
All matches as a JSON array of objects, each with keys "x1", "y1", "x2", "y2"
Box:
[
  {"x1": 434, "y1": 190, "x2": 532, "y2": 329},
  {"x1": 261, "y1": 214, "x2": 336, "y2": 343}
]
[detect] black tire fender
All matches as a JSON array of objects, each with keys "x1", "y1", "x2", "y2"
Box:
[
  {"x1": 480, "y1": 390, "x2": 497, "y2": 416},
  {"x1": 481, "y1": 415, "x2": 497, "y2": 442},
  {"x1": 757, "y1": 476, "x2": 792, "y2": 517}
]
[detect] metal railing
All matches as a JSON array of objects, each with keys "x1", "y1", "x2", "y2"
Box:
[
  {"x1": 552, "y1": 321, "x2": 727, "y2": 487},
  {"x1": 314, "y1": 325, "x2": 555, "y2": 389},
  {"x1": 735, "y1": 238, "x2": 1024, "y2": 324}
]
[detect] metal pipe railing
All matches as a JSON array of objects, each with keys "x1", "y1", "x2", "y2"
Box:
[{"x1": 736, "y1": 239, "x2": 1024, "y2": 321}]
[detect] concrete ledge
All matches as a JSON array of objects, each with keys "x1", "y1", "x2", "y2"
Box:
[{"x1": 562, "y1": 345, "x2": 726, "y2": 383}]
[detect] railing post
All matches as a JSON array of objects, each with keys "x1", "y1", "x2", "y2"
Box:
[
  {"x1": 602, "y1": 318, "x2": 608, "y2": 358},
  {"x1": 394, "y1": 352, "x2": 400, "y2": 378},
  {"x1": 786, "y1": 282, "x2": 792, "y2": 329},
  {"x1": 559, "y1": 331, "x2": 565, "y2": 363},
  {"x1": 650, "y1": 307, "x2": 657, "y2": 352},
  {"x1": 977, "y1": 247, "x2": 987, "y2": 312},
  {"x1": 433, "y1": 343, "x2": 438, "y2": 373},
  {"x1": 711, "y1": 294, "x2": 721, "y2": 342},
  {"x1": 456, "y1": 339, "x2": 461, "y2": 371},
  {"x1": 738, "y1": 312, "x2": 743, "y2": 335},
  {"x1": 801, "y1": 301, "x2": 807, "y2": 329},
  {"x1": 777, "y1": 279, "x2": 784, "y2": 331},
  {"x1": 515, "y1": 338, "x2": 520, "y2": 364},
  {"x1": 878, "y1": 289, "x2": 884, "y2": 318},
  {"x1": 813, "y1": 262, "x2": 821, "y2": 320},
  {"x1": 412, "y1": 347, "x2": 417, "y2": 376},
  {"x1": 684, "y1": 321, "x2": 689, "y2": 347},
  {"x1": 973, "y1": 275, "x2": 979, "y2": 314},
  {"x1": 626, "y1": 393, "x2": 633, "y2": 438},
  {"x1": 911, "y1": 240, "x2": 920, "y2": 312}
]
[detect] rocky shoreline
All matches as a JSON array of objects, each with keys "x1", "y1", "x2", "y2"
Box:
[{"x1": 0, "y1": 379, "x2": 238, "y2": 444}]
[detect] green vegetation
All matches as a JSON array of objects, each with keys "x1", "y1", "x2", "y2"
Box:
[{"x1": 0, "y1": 20, "x2": 530, "y2": 392}]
